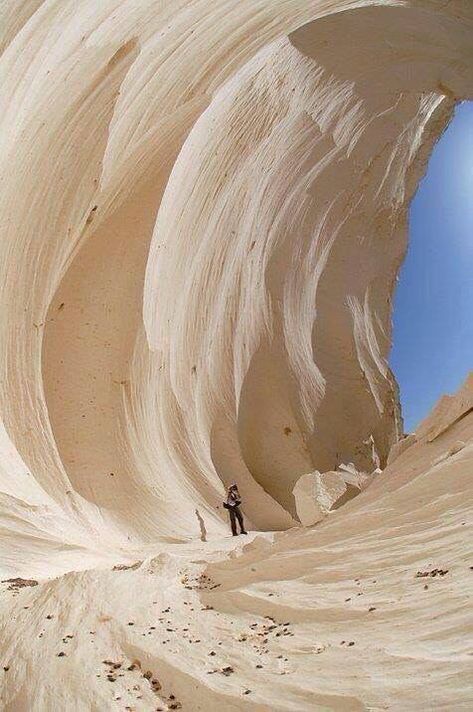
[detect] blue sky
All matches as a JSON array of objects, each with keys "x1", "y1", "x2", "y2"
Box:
[{"x1": 390, "y1": 101, "x2": 473, "y2": 433}]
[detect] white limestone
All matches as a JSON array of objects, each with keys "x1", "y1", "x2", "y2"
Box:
[{"x1": 0, "y1": 2, "x2": 472, "y2": 709}]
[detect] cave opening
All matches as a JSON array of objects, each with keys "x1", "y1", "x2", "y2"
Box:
[{"x1": 390, "y1": 101, "x2": 473, "y2": 434}]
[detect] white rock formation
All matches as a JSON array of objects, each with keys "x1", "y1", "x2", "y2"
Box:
[
  {"x1": 293, "y1": 463, "x2": 375, "y2": 525},
  {"x1": 416, "y1": 372, "x2": 473, "y2": 442},
  {"x1": 387, "y1": 432, "x2": 417, "y2": 465},
  {"x1": 337, "y1": 462, "x2": 374, "y2": 490},
  {"x1": 293, "y1": 471, "x2": 348, "y2": 525},
  {"x1": 0, "y1": 1, "x2": 472, "y2": 710}
]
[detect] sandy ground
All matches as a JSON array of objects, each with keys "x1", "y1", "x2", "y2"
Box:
[{"x1": 1, "y1": 396, "x2": 472, "y2": 710}]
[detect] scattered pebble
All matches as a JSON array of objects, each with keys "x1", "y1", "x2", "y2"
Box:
[
  {"x1": 1, "y1": 578, "x2": 38, "y2": 591},
  {"x1": 415, "y1": 568, "x2": 449, "y2": 578}
]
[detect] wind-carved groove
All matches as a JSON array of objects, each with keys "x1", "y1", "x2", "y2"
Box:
[{"x1": 0, "y1": 4, "x2": 472, "y2": 708}]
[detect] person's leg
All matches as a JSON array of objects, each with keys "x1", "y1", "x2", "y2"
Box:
[
  {"x1": 235, "y1": 506, "x2": 247, "y2": 534},
  {"x1": 229, "y1": 508, "x2": 237, "y2": 536}
]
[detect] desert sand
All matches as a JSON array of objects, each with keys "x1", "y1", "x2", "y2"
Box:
[{"x1": 0, "y1": 1, "x2": 472, "y2": 710}]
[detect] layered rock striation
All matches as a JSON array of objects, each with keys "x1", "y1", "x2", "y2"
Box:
[{"x1": 0, "y1": 1, "x2": 472, "y2": 710}]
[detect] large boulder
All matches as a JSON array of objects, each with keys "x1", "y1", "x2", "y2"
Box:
[
  {"x1": 293, "y1": 464, "x2": 380, "y2": 526},
  {"x1": 293, "y1": 471, "x2": 349, "y2": 526}
]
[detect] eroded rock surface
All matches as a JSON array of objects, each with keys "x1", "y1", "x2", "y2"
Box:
[
  {"x1": 0, "y1": 1, "x2": 472, "y2": 709},
  {"x1": 293, "y1": 463, "x2": 378, "y2": 525},
  {"x1": 293, "y1": 471, "x2": 348, "y2": 525}
]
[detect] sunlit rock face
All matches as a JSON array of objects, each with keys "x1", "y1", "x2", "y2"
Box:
[
  {"x1": 0, "y1": 2, "x2": 472, "y2": 710},
  {"x1": 293, "y1": 471, "x2": 350, "y2": 526},
  {"x1": 292, "y1": 464, "x2": 376, "y2": 525},
  {"x1": 2, "y1": 0, "x2": 472, "y2": 541}
]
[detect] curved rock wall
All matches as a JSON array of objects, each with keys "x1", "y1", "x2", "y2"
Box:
[
  {"x1": 1, "y1": 3, "x2": 472, "y2": 710},
  {"x1": 0, "y1": 0, "x2": 472, "y2": 546}
]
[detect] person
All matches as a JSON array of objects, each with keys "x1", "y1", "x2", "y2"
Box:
[{"x1": 223, "y1": 483, "x2": 247, "y2": 536}]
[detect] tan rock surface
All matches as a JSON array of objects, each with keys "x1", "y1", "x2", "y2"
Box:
[
  {"x1": 0, "y1": 1, "x2": 472, "y2": 710},
  {"x1": 416, "y1": 372, "x2": 473, "y2": 442},
  {"x1": 293, "y1": 471, "x2": 348, "y2": 525}
]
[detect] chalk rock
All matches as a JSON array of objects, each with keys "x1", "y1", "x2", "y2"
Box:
[
  {"x1": 416, "y1": 373, "x2": 473, "y2": 442},
  {"x1": 294, "y1": 461, "x2": 382, "y2": 525},
  {"x1": 432, "y1": 440, "x2": 467, "y2": 467},
  {"x1": 337, "y1": 463, "x2": 371, "y2": 490},
  {"x1": 293, "y1": 471, "x2": 348, "y2": 526},
  {"x1": 387, "y1": 433, "x2": 417, "y2": 465},
  {"x1": 337, "y1": 462, "x2": 358, "y2": 476},
  {"x1": 0, "y1": 2, "x2": 472, "y2": 709},
  {"x1": 338, "y1": 462, "x2": 380, "y2": 491}
]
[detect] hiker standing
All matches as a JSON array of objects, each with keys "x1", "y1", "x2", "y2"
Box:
[{"x1": 223, "y1": 483, "x2": 247, "y2": 536}]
